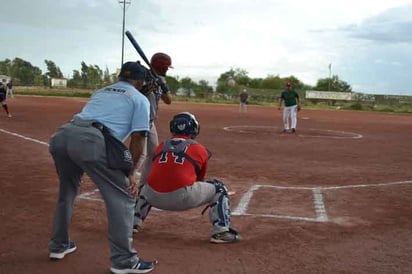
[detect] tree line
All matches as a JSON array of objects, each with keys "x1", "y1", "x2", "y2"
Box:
[{"x1": 0, "y1": 57, "x2": 352, "y2": 96}]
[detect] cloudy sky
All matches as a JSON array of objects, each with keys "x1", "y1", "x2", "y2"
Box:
[{"x1": 1, "y1": 0, "x2": 412, "y2": 95}]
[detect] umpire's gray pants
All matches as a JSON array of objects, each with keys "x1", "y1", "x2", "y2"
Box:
[{"x1": 48, "y1": 120, "x2": 139, "y2": 269}]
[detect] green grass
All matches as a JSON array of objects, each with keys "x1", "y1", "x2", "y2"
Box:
[{"x1": 15, "y1": 87, "x2": 93, "y2": 97}]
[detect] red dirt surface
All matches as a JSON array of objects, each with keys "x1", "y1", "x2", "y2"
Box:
[{"x1": 1, "y1": 96, "x2": 411, "y2": 274}]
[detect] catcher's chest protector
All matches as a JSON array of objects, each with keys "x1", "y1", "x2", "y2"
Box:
[{"x1": 154, "y1": 139, "x2": 201, "y2": 175}]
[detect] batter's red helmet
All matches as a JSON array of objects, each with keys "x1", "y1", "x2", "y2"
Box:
[{"x1": 150, "y1": 52, "x2": 173, "y2": 76}]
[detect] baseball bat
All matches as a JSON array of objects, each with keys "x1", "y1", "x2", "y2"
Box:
[{"x1": 125, "y1": 30, "x2": 153, "y2": 71}]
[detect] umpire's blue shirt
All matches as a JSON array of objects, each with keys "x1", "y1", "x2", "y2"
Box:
[{"x1": 76, "y1": 81, "x2": 150, "y2": 142}]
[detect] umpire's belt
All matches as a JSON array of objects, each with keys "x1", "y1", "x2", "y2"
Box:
[{"x1": 71, "y1": 117, "x2": 106, "y2": 132}]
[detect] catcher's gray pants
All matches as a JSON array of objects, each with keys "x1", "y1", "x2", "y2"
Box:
[
  {"x1": 135, "y1": 182, "x2": 228, "y2": 235},
  {"x1": 48, "y1": 119, "x2": 139, "y2": 269},
  {"x1": 139, "y1": 122, "x2": 158, "y2": 187}
]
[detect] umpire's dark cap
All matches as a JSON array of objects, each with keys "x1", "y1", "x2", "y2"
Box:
[{"x1": 119, "y1": 61, "x2": 146, "y2": 80}]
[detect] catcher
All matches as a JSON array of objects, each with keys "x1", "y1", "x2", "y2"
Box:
[{"x1": 134, "y1": 112, "x2": 240, "y2": 244}]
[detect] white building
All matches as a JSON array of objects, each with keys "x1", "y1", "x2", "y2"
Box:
[{"x1": 51, "y1": 78, "x2": 67, "y2": 88}]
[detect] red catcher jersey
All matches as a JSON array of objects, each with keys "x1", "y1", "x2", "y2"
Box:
[{"x1": 147, "y1": 136, "x2": 210, "y2": 193}]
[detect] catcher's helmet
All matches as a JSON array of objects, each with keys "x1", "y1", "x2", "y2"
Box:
[
  {"x1": 150, "y1": 52, "x2": 173, "y2": 76},
  {"x1": 170, "y1": 112, "x2": 200, "y2": 139}
]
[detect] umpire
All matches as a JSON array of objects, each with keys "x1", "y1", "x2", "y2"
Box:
[{"x1": 48, "y1": 62, "x2": 157, "y2": 273}]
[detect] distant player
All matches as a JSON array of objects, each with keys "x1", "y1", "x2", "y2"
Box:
[
  {"x1": 134, "y1": 112, "x2": 240, "y2": 244},
  {"x1": 6, "y1": 80, "x2": 14, "y2": 99},
  {"x1": 0, "y1": 82, "x2": 12, "y2": 117},
  {"x1": 278, "y1": 82, "x2": 301, "y2": 132},
  {"x1": 239, "y1": 88, "x2": 249, "y2": 113}
]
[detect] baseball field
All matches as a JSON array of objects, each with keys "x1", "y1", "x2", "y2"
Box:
[{"x1": 1, "y1": 96, "x2": 411, "y2": 274}]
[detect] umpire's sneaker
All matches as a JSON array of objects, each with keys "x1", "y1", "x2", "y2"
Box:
[
  {"x1": 49, "y1": 241, "x2": 77, "y2": 260},
  {"x1": 110, "y1": 259, "x2": 157, "y2": 274},
  {"x1": 210, "y1": 230, "x2": 240, "y2": 244}
]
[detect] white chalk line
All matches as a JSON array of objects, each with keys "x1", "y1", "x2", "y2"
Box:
[
  {"x1": 223, "y1": 125, "x2": 363, "y2": 139},
  {"x1": 0, "y1": 128, "x2": 49, "y2": 146},
  {"x1": 312, "y1": 188, "x2": 328, "y2": 222},
  {"x1": 232, "y1": 180, "x2": 412, "y2": 222},
  {"x1": 0, "y1": 127, "x2": 158, "y2": 207}
]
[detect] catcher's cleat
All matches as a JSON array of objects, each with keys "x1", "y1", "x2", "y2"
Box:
[
  {"x1": 110, "y1": 259, "x2": 158, "y2": 274},
  {"x1": 210, "y1": 230, "x2": 240, "y2": 244},
  {"x1": 49, "y1": 241, "x2": 77, "y2": 260}
]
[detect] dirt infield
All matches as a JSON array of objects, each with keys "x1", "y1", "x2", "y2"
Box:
[{"x1": 1, "y1": 96, "x2": 411, "y2": 274}]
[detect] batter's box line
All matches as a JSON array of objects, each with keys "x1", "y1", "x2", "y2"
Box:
[
  {"x1": 232, "y1": 185, "x2": 328, "y2": 222},
  {"x1": 232, "y1": 181, "x2": 412, "y2": 222},
  {"x1": 77, "y1": 185, "x2": 328, "y2": 222},
  {"x1": 77, "y1": 188, "x2": 163, "y2": 211}
]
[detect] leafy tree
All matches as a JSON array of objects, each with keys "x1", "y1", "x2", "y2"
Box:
[
  {"x1": 248, "y1": 78, "x2": 264, "y2": 89},
  {"x1": 80, "y1": 61, "x2": 89, "y2": 88},
  {"x1": 314, "y1": 75, "x2": 352, "y2": 92},
  {"x1": 88, "y1": 65, "x2": 103, "y2": 89},
  {"x1": 262, "y1": 75, "x2": 283, "y2": 89},
  {"x1": 9, "y1": 58, "x2": 42, "y2": 85},
  {"x1": 198, "y1": 80, "x2": 213, "y2": 92},
  {"x1": 216, "y1": 68, "x2": 250, "y2": 94},
  {"x1": 180, "y1": 77, "x2": 196, "y2": 96},
  {"x1": 34, "y1": 75, "x2": 45, "y2": 86},
  {"x1": 68, "y1": 70, "x2": 82, "y2": 88},
  {"x1": 44, "y1": 60, "x2": 63, "y2": 79},
  {"x1": 103, "y1": 66, "x2": 112, "y2": 86},
  {"x1": 0, "y1": 59, "x2": 12, "y2": 76},
  {"x1": 165, "y1": 75, "x2": 179, "y2": 94},
  {"x1": 78, "y1": 62, "x2": 103, "y2": 88},
  {"x1": 193, "y1": 79, "x2": 213, "y2": 98}
]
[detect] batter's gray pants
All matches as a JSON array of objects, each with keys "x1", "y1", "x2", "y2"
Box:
[
  {"x1": 139, "y1": 123, "x2": 158, "y2": 186},
  {"x1": 48, "y1": 119, "x2": 139, "y2": 269}
]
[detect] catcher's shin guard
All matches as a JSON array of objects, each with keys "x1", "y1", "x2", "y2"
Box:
[
  {"x1": 134, "y1": 194, "x2": 152, "y2": 224},
  {"x1": 205, "y1": 179, "x2": 231, "y2": 228}
]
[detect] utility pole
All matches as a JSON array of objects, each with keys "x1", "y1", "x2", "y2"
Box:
[
  {"x1": 119, "y1": 0, "x2": 131, "y2": 68},
  {"x1": 328, "y1": 63, "x2": 332, "y2": 91}
]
